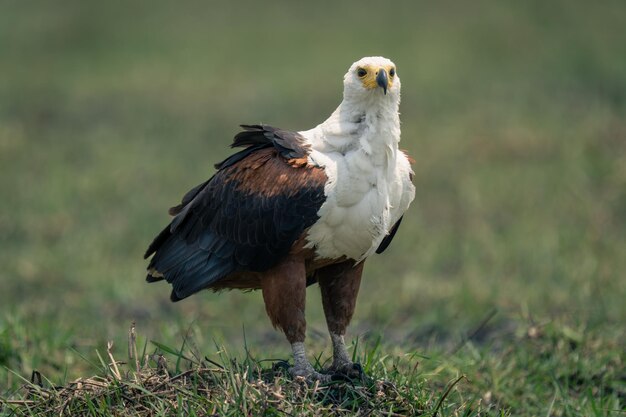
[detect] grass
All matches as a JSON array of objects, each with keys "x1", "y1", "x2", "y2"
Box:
[
  {"x1": 2, "y1": 324, "x2": 433, "y2": 416},
  {"x1": 1, "y1": 0, "x2": 625, "y2": 415},
  {"x1": 1, "y1": 320, "x2": 623, "y2": 415}
]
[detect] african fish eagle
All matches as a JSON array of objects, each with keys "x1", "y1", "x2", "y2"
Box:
[{"x1": 145, "y1": 56, "x2": 415, "y2": 381}]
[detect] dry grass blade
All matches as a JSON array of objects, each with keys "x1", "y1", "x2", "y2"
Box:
[
  {"x1": 128, "y1": 321, "x2": 140, "y2": 373},
  {"x1": 106, "y1": 341, "x2": 122, "y2": 381}
]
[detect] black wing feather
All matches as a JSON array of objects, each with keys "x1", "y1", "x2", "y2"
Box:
[{"x1": 375, "y1": 216, "x2": 403, "y2": 254}]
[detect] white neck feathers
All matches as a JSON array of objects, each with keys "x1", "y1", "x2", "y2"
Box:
[{"x1": 302, "y1": 92, "x2": 401, "y2": 168}]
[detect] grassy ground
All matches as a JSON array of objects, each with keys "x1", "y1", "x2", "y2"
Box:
[{"x1": 1, "y1": 1, "x2": 625, "y2": 415}]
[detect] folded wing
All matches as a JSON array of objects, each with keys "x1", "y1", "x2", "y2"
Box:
[{"x1": 144, "y1": 125, "x2": 327, "y2": 301}]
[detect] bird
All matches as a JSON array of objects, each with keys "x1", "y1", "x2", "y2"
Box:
[{"x1": 144, "y1": 56, "x2": 415, "y2": 381}]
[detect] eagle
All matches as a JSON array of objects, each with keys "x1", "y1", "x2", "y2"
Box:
[{"x1": 145, "y1": 56, "x2": 415, "y2": 381}]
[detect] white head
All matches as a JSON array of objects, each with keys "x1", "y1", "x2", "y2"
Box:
[{"x1": 343, "y1": 56, "x2": 400, "y2": 103}]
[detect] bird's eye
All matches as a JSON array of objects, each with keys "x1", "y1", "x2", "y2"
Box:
[
  {"x1": 389, "y1": 68, "x2": 396, "y2": 77},
  {"x1": 357, "y1": 68, "x2": 367, "y2": 77}
]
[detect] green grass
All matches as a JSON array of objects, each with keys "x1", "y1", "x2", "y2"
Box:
[
  {"x1": 1, "y1": 321, "x2": 623, "y2": 415},
  {"x1": 1, "y1": 1, "x2": 625, "y2": 415}
]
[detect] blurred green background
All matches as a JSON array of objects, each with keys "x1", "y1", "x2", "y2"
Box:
[{"x1": 1, "y1": 0, "x2": 625, "y2": 388}]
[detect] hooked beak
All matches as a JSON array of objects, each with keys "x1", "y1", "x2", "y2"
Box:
[{"x1": 376, "y1": 68, "x2": 388, "y2": 95}]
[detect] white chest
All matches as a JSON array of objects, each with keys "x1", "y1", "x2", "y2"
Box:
[{"x1": 305, "y1": 147, "x2": 414, "y2": 261}]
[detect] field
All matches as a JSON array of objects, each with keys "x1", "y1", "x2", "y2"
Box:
[{"x1": 1, "y1": 1, "x2": 625, "y2": 415}]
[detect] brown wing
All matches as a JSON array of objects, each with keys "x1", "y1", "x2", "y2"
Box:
[{"x1": 144, "y1": 125, "x2": 327, "y2": 302}]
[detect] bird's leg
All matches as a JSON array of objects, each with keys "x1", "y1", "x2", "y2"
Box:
[
  {"x1": 329, "y1": 332, "x2": 352, "y2": 370},
  {"x1": 261, "y1": 258, "x2": 329, "y2": 382},
  {"x1": 317, "y1": 261, "x2": 365, "y2": 378},
  {"x1": 290, "y1": 341, "x2": 318, "y2": 378}
]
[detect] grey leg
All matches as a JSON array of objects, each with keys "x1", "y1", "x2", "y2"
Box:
[{"x1": 290, "y1": 342, "x2": 330, "y2": 382}]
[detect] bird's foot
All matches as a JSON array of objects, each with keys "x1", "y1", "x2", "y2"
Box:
[
  {"x1": 288, "y1": 342, "x2": 358, "y2": 383},
  {"x1": 327, "y1": 360, "x2": 365, "y2": 380},
  {"x1": 289, "y1": 362, "x2": 331, "y2": 383}
]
